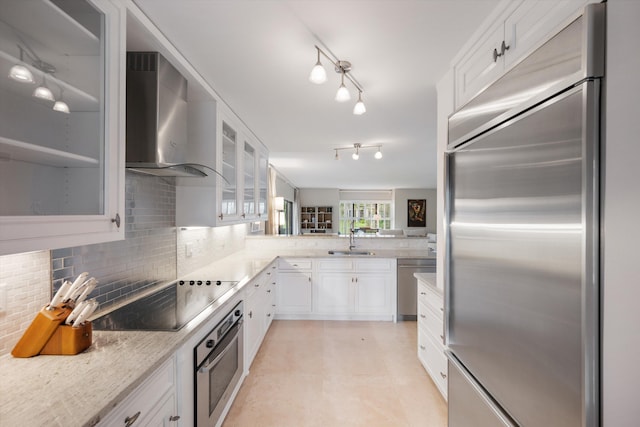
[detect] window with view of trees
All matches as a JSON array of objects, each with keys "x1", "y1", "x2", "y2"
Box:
[{"x1": 339, "y1": 201, "x2": 392, "y2": 235}]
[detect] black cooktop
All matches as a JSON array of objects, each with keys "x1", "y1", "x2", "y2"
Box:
[{"x1": 92, "y1": 279, "x2": 238, "y2": 331}]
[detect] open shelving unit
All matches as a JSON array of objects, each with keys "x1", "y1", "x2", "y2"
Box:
[{"x1": 301, "y1": 206, "x2": 333, "y2": 234}]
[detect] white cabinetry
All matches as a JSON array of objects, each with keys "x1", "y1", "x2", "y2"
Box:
[
  {"x1": 100, "y1": 356, "x2": 179, "y2": 426},
  {"x1": 314, "y1": 258, "x2": 395, "y2": 320},
  {"x1": 176, "y1": 104, "x2": 268, "y2": 226},
  {"x1": 245, "y1": 262, "x2": 277, "y2": 368},
  {"x1": 416, "y1": 275, "x2": 447, "y2": 400},
  {"x1": 0, "y1": 0, "x2": 126, "y2": 255},
  {"x1": 275, "y1": 258, "x2": 313, "y2": 316},
  {"x1": 454, "y1": 0, "x2": 593, "y2": 108}
]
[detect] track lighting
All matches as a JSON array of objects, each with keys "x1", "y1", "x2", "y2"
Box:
[
  {"x1": 353, "y1": 91, "x2": 366, "y2": 115},
  {"x1": 309, "y1": 46, "x2": 327, "y2": 84},
  {"x1": 309, "y1": 45, "x2": 366, "y2": 114},
  {"x1": 33, "y1": 76, "x2": 55, "y2": 102},
  {"x1": 334, "y1": 143, "x2": 383, "y2": 161}
]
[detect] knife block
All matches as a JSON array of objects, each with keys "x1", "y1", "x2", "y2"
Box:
[
  {"x1": 11, "y1": 306, "x2": 72, "y2": 358},
  {"x1": 40, "y1": 322, "x2": 92, "y2": 355}
]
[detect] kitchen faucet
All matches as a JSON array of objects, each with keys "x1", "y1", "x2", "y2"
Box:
[{"x1": 349, "y1": 220, "x2": 356, "y2": 250}]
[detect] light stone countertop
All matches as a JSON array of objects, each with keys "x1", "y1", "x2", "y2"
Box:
[
  {"x1": 414, "y1": 272, "x2": 441, "y2": 295},
  {"x1": 0, "y1": 248, "x2": 435, "y2": 426}
]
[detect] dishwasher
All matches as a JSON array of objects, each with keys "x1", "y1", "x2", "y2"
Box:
[{"x1": 397, "y1": 258, "x2": 436, "y2": 321}]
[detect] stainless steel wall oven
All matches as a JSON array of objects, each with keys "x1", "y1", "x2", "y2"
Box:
[{"x1": 195, "y1": 301, "x2": 244, "y2": 427}]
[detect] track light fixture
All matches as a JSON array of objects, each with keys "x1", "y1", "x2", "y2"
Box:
[
  {"x1": 334, "y1": 143, "x2": 382, "y2": 161},
  {"x1": 309, "y1": 45, "x2": 366, "y2": 115}
]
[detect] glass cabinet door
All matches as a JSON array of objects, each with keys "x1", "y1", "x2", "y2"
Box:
[
  {"x1": 243, "y1": 141, "x2": 255, "y2": 217},
  {"x1": 0, "y1": 0, "x2": 105, "y2": 216},
  {"x1": 0, "y1": 0, "x2": 125, "y2": 255},
  {"x1": 257, "y1": 150, "x2": 268, "y2": 217},
  {"x1": 220, "y1": 120, "x2": 237, "y2": 217}
]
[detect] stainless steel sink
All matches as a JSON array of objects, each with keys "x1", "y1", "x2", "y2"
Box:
[{"x1": 328, "y1": 250, "x2": 375, "y2": 256}]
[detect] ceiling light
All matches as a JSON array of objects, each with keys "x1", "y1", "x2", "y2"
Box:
[
  {"x1": 334, "y1": 143, "x2": 383, "y2": 161},
  {"x1": 53, "y1": 88, "x2": 70, "y2": 114},
  {"x1": 8, "y1": 46, "x2": 34, "y2": 83},
  {"x1": 335, "y1": 73, "x2": 350, "y2": 102},
  {"x1": 352, "y1": 144, "x2": 360, "y2": 160},
  {"x1": 309, "y1": 47, "x2": 327, "y2": 84},
  {"x1": 309, "y1": 45, "x2": 365, "y2": 114},
  {"x1": 33, "y1": 77, "x2": 55, "y2": 102},
  {"x1": 353, "y1": 91, "x2": 366, "y2": 115}
]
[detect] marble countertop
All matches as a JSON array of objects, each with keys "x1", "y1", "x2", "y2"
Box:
[
  {"x1": 414, "y1": 272, "x2": 441, "y2": 295},
  {"x1": 0, "y1": 248, "x2": 435, "y2": 426}
]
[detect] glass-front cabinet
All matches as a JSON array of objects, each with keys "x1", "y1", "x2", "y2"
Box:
[
  {"x1": 257, "y1": 150, "x2": 268, "y2": 218},
  {"x1": 0, "y1": 0, "x2": 125, "y2": 255},
  {"x1": 243, "y1": 140, "x2": 255, "y2": 218},
  {"x1": 220, "y1": 119, "x2": 238, "y2": 219}
]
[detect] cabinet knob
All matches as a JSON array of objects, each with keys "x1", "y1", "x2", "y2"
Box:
[
  {"x1": 218, "y1": 213, "x2": 224, "y2": 220},
  {"x1": 420, "y1": 345, "x2": 426, "y2": 350},
  {"x1": 111, "y1": 213, "x2": 121, "y2": 228},
  {"x1": 267, "y1": 289, "x2": 271, "y2": 293},
  {"x1": 169, "y1": 415, "x2": 181, "y2": 422},
  {"x1": 241, "y1": 213, "x2": 246, "y2": 218},
  {"x1": 501, "y1": 40, "x2": 510, "y2": 55},
  {"x1": 420, "y1": 292, "x2": 427, "y2": 295},
  {"x1": 440, "y1": 334, "x2": 444, "y2": 340},
  {"x1": 440, "y1": 372, "x2": 447, "y2": 379},
  {"x1": 420, "y1": 314, "x2": 426, "y2": 319}
]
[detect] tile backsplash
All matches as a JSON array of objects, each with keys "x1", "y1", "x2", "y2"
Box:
[
  {"x1": 51, "y1": 173, "x2": 177, "y2": 311},
  {"x1": 0, "y1": 172, "x2": 256, "y2": 356}
]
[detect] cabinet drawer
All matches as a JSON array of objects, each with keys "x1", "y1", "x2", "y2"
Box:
[
  {"x1": 355, "y1": 258, "x2": 394, "y2": 272},
  {"x1": 278, "y1": 258, "x2": 312, "y2": 271},
  {"x1": 316, "y1": 259, "x2": 354, "y2": 271},
  {"x1": 418, "y1": 282, "x2": 444, "y2": 318},
  {"x1": 424, "y1": 332, "x2": 448, "y2": 399},
  {"x1": 418, "y1": 301, "x2": 444, "y2": 344},
  {"x1": 100, "y1": 356, "x2": 175, "y2": 426}
]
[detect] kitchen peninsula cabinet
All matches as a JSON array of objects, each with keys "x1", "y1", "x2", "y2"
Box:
[
  {"x1": 453, "y1": 0, "x2": 595, "y2": 108},
  {"x1": 276, "y1": 258, "x2": 313, "y2": 316},
  {"x1": 0, "y1": 0, "x2": 126, "y2": 255}
]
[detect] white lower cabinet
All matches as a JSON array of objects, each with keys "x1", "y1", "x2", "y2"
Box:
[
  {"x1": 417, "y1": 277, "x2": 447, "y2": 400},
  {"x1": 245, "y1": 262, "x2": 277, "y2": 368},
  {"x1": 99, "y1": 356, "x2": 179, "y2": 426},
  {"x1": 278, "y1": 257, "x2": 395, "y2": 320},
  {"x1": 276, "y1": 258, "x2": 313, "y2": 315}
]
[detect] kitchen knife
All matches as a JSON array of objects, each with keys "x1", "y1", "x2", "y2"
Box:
[
  {"x1": 48, "y1": 281, "x2": 72, "y2": 310},
  {"x1": 63, "y1": 272, "x2": 89, "y2": 302},
  {"x1": 65, "y1": 300, "x2": 89, "y2": 325},
  {"x1": 74, "y1": 278, "x2": 97, "y2": 305},
  {"x1": 72, "y1": 300, "x2": 98, "y2": 327}
]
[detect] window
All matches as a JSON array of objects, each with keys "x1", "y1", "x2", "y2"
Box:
[{"x1": 339, "y1": 201, "x2": 392, "y2": 235}]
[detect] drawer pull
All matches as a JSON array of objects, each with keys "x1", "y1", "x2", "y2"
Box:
[
  {"x1": 267, "y1": 289, "x2": 271, "y2": 293},
  {"x1": 420, "y1": 314, "x2": 426, "y2": 319},
  {"x1": 254, "y1": 283, "x2": 260, "y2": 287},
  {"x1": 420, "y1": 292, "x2": 427, "y2": 295},
  {"x1": 169, "y1": 415, "x2": 181, "y2": 422},
  {"x1": 420, "y1": 345, "x2": 426, "y2": 350},
  {"x1": 125, "y1": 411, "x2": 141, "y2": 427},
  {"x1": 440, "y1": 334, "x2": 444, "y2": 340},
  {"x1": 440, "y1": 372, "x2": 447, "y2": 379}
]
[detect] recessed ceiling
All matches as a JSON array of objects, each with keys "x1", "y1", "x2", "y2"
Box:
[{"x1": 132, "y1": 0, "x2": 500, "y2": 189}]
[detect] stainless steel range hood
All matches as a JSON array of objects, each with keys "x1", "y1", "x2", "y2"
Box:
[{"x1": 125, "y1": 52, "x2": 206, "y2": 178}]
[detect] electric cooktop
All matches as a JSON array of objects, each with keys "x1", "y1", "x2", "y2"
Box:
[{"x1": 92, "y1": 279, "x2": 238, "y2": 331}]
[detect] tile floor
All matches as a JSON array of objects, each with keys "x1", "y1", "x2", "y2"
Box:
[{"x1": 223, "y1": 320, "x2": 448, "y2": 427}]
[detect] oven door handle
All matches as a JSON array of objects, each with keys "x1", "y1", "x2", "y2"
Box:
[{"x1": 198, "y1": 325, "x2": 242, "y2": 374}]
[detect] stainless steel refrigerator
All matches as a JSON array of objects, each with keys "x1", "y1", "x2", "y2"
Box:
[{"x1": 445, "y1": 4, "x2": 604, "y2": 426}]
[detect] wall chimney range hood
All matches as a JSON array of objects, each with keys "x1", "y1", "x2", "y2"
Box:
[{"x1": 125, "y1": 51, "x2": 206, "y2": 178}]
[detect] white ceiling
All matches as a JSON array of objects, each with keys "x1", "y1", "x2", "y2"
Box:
[{"x1": 132, "y1": 0, "x2": 500, "y2": 190}]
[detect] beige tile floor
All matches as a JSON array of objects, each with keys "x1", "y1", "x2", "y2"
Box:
[{"x1": 223, "y1": 320, "x2": 448, "y2": 427}]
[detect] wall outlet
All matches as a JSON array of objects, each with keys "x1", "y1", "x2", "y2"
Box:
[{"x1": 0, "y1": 283, "x2": 7, "y2": 313}]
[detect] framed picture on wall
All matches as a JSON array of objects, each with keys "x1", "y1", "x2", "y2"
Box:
[{"x1": 407, "y1": 199, "x2": 426, "y2": 227}]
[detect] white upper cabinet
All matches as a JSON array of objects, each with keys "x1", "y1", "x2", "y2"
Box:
[
  {"x1": 0, "y1": 0, "x2": 125, "y2": 255},
  {"x1": 453, "y1": 0, "x2": 594, "y2": 109}
]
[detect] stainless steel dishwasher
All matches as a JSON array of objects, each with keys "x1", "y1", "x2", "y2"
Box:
[{"x1": 397, "y1": 258, "x2": 436, "y2": 320}]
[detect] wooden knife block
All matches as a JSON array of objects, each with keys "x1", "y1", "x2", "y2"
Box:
[
  {"x1": 40, "y1": 322, "x2": 92, "y2": 355},
  {"x1": 11, "y1": 306, "x2": 93, "y2": 357}
]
